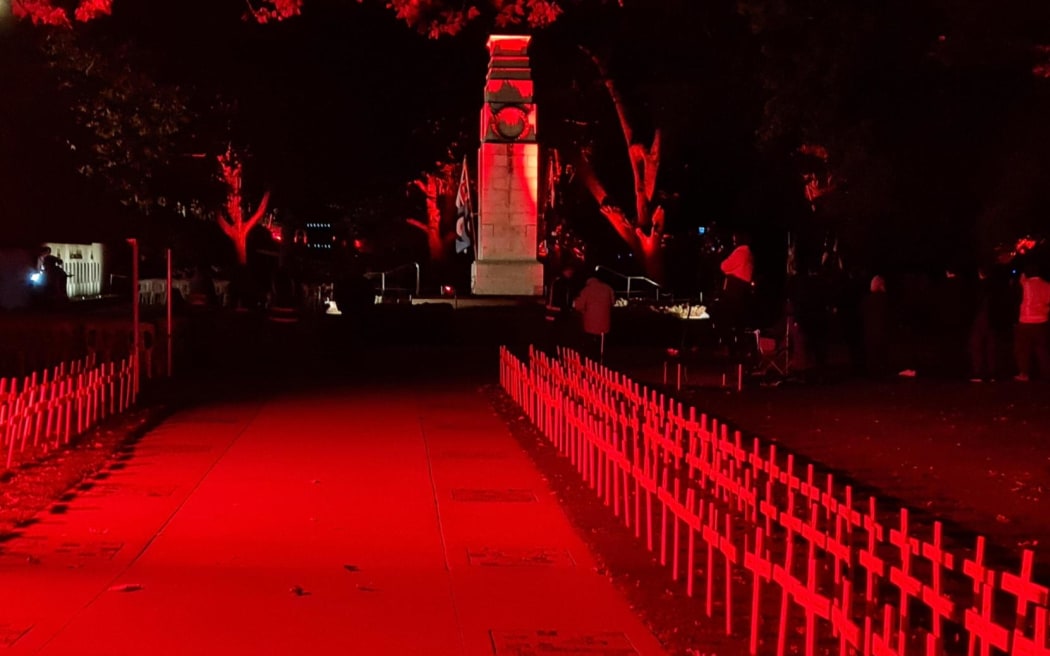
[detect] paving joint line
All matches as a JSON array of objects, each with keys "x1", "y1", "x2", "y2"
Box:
[{"x1": 419, "y1": 411, "x2": 468, "y2": 655}]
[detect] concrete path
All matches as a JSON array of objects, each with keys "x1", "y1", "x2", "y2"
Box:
[{"x1": 0, "y1": 382, "x2": 665, "y2": 655}]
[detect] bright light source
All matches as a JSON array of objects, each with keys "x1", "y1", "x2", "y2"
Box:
[{"x1": 29, "y1": 271, "x2": 43, "y2": 285}]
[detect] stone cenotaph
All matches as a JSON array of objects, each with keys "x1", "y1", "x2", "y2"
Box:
[{"x1": 471, "y1": 35, "x2": 544, "y2": 296}]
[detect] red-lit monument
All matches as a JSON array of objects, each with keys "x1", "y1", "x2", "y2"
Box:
[{"x1": 471, "y1": 35, "x2": 544, "y2": 296}]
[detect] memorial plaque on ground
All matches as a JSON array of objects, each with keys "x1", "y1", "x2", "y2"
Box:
[
  {"x1": 490, "y1": 630, "x2": 639, "y2": 655},
  {"x1": 451, "y1": 489, "x2": 537, "y2": 503},
  {"x1": 467, "y1": 547, "x2": 575, "y2": 567}
]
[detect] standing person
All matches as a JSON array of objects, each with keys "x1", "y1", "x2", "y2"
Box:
[
  {"x1": 574, "y1": 272, "x2": 615, "y2": 363},
  {"x1": 937, "y1": 268, "x2": 967, "y2": 376},
  {"x1": 862, "y1": 275, "x2": 891, "y2": 377},
  {"x1": 719, "y1": 232, "x2": 755, "y2": 331},
  {"x1": 969, "y1": 264, "x2": 1013, "y2": 381},
  {"x1": 1014, "y1": 262, "x2": 1050, "y2": 381},
  {"x1": 545, "y1": 264, "x2": 580, "y2": 353},
  {"x1": 796, "y1": 267, "x2": 831, "y2": 378},
  {"x1": 42, "y1": 255, "x2": 69, "y2": 308}
]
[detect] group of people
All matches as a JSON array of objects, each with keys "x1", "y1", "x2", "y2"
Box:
[
  {"x1": 960, "y1": 259, "x2": 1050, "y2": 382},
  {"x1": 545, "y1": 266, "x2": 616, "y2": 361},
  {"x1": 788, "y1": 256, "x2": 1050, "y2": 382},
  {"x1": 709, "y1": 231, "x2": 1050, "y2": 383}
]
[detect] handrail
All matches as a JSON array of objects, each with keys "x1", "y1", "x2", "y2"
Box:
[
  {"x1": 364, "y1": 262, "x2": 421, "y2": 297},
  {"x1": 594, "y1": 265, "x2": 661, "y2": 299}
]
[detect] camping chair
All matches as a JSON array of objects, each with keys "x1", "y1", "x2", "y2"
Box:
[
  {"x1": 663, "y1": 346, "x2": 700, "y2": 390},
  {"x1": 663, "y1": 306, "x2": 709, "y2": 390},
  {"x1": 751, "y1": 329, "x2": 788, "y2": 378}
]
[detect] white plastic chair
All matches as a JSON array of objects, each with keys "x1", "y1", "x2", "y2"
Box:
[
  {"x1": 151, "y1": 279, "x2": 167, "y2": 306},
  {"x1": 139, "y1": 279, "x2": 153, "y2": 305}
]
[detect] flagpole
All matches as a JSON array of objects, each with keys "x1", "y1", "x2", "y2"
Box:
[{"x1": 785, "y1": 231, "x2": 793, "y2": 376}]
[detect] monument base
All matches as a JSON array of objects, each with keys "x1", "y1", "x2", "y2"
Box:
[{"x1": 472, "y1": 260, "x2": 544, "y2": 296}]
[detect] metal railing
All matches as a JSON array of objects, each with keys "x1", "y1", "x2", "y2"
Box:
[
  {"x1": 594, "y1": 265, "x2": 661, "y2": 300},
  {"x1": 364, "y1": 262, "x2": 421, "y2": 299}
]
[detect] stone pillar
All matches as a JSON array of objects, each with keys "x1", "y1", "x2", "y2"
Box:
[{"x1": 471, "y1": 35, "x2": 544, "y2": 296}]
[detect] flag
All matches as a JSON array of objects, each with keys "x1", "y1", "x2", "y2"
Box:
[
  {"x1": 455, "y1": 155, "x2": 474, "y2": 255},
  {"x1": 545, "y1": 149, "x2": 560, "y2": 210}
]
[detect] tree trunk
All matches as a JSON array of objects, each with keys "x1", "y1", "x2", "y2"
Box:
[
  {"x1": 407, "y1": 172, "x2": 452, "y2": 263},
  {"x1": 578, "y1": 47, "x2": 664, "y2": 280},
  {"x1": 217, "y1": 147, "x2": 269, "y2": 267},
  {"x1": 232, "y1": 235, "x2": 248, "y2": 267},
  {"x1": 577, "y1": 155, "x2": 665, "y2": 282},
  {"x1": 219, "y1": 191, "x2": 270, "y2": 266}
]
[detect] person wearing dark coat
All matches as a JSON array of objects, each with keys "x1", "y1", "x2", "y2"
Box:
[
  {"x1": 42, "y1": 255, "x2": 69, "y2": 307},
  {"x1": 545, "y1": 264, "x2": 581, "y2": 353},
  {"x1": 574, "y1": 274, "x2": 615, "y2": 362},
  {"x1": 861, "y1": 275, "x2": 891, "y2": 377},
  {"x1": 968, "y1": 264, "x2": 1013, "y2": 381}
]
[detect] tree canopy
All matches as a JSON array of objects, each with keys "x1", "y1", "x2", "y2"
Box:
[{"x1": 7, "y1": 0, "x2": 1050, "y2": 273}]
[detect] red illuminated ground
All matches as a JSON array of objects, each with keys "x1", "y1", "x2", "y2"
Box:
[
  {"x1": 0, "y1": 366, "x2": 666, "y2": 655},
  {"x1": 6, "y1": 307, "x2": 1050, "y2": 655}
]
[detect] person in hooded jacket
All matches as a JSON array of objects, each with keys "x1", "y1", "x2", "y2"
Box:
[{"x1": 574, "y1": 273, "x2": 615, "y2": 362}]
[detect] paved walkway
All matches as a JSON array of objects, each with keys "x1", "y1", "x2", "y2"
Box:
[{"x1": 0, "y1": 382, "x2": 665, "y2": 655}]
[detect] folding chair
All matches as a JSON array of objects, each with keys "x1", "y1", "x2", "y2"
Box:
[
  {"x1": 751, "y1": 329, "x2": 788, "y2": 378},
  {"x1": 663, "y1": 347, "x2": 699, "y2": 390},
  {"x1": 662, "y1": 308, "x2": 709, "y2": 390}
]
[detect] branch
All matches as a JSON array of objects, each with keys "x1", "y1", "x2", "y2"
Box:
[
  {"x1": 577, "y1": 153, "x2": 639, "y2": 250},
  {"x1": 410, "y1": 179, "x2": 429, "y2": 196},
  {"x1": 580, "y1": 45, "x2": 660, "y2": 228},
  {"x1": 577, "y1": 150, "x2": 611, "y2": 206},
  {"x1": 245, "y1": 191, "x2": 271, "y2": 231},
  {"x1": 645, "y1": 129, "x2": 662, "y2": 203},
  {"x1": 217, "y1": 213, "x2": 237, "y2": 238},
  {"x1": 579, "y1": 45, "x2": 634, "y2": 147}
]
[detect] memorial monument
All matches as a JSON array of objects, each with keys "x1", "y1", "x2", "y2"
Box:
[{"x1": 471, "y1": 35, "x2": 544, "y2": 296}]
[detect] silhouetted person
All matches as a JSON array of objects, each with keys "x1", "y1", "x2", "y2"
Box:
[
  {"x1": 840, "y1": 269, "x2": 867, "y2": 375},
  {"x1": 969, "y1": 265, "x2": 1012, "y2": 381},
  {"x1": 1014, "y1": 262, "x2": 1050, "y2": 381},
  {"x1": 335, "y1": 262, "x2": 377, "y2": 343},
  {"x1": 545, "y1": 264, "x2": 581, "y2": 353},
  {"x1": 862, "y1": 275, "x2": 890, "y2": 377},
  {"x1": 42, "y1": 255, "x2": 68, "y2": 308},
  {"x1": 719, "y1": 232, "x2": 754, "y2": 331},
  {"x1": 795, "y1": 268, "x2": 831, "y2": 376},
  {"x1": 936, "y1": 269, "x2": 967, "y2": 376},
  {"x1": 574, "y1": 274, "x2": 615, "y2": 362},
  {"x1": 268, "y1": 269, "x2": 300, "y2": 323}
]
